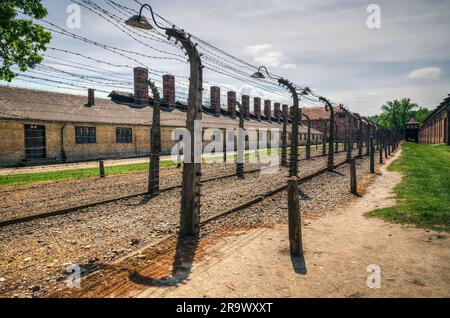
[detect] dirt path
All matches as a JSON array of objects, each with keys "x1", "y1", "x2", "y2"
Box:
[{"x1": 136, "y1": 148, "x2": 450, "y2": 298}]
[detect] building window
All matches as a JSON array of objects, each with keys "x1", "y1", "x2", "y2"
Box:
[
  {"x1": 24, "y1": 124, "x2": 46, "y2": 160},
  {"x1": 339, "y1": 113, "x2": 346, "y2": 119},
  {"x1": 116, "y1": 127, "x2": 132, "y2": 143},
  {"x1": 75, "y1": 127, "x2": 96, "y2": 144}
]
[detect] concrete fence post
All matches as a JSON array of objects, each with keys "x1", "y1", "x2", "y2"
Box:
[
  {"x1": 356, "y1": 117, "x2": 363, "y2": 158},
  {"x1": 174, "y1": 28, "x2": 203, "y2": 238},
  {"x1": 306, "y1": 122, "x2": 312, "y2": 161},
  {"x1": 290, "y1": 96, "x2": 300, "y2": 178},
  {"x1": 366, "y1": 128, "x2": 370, "y2": 156},
  {"x1": 148, "y1": 80, "x2": 161, "y2": 196},
  {"x1": 335, "y1": 125, "x2": 339, "y2": 154},
  {"x1": 388, "y1": 136, "x2": 391, "y2": 156},
  {"x1": 223, "y1": 136, "x2": 227, "y2": 163},
  {"x1": 322, "y1": 131, "x2": 327, "y2": 157},
  {"x1": 370, "y1": 136, "x2": 375, "y2": 174},
  {"x1": 349, "y1": 159, "x2": 357, "y2": 195},
  {"x1": 379, "y1": 142, "x2": 383, "y2": 164},
  {"x1": 281, "y1": 113, "x2": 288, "y2": 167},
  {"x1": 177, "y1": 138, "x2": 182, "y2": 168},
  {"x1": 327, "y1": 109, "x2": 335, "y2": 171},
  {"x1": 236, "y1": 101, "x2": 245, "y2": 179},
  {"x1": 303, "y1": 113, "x2": 312, "y2": 161},
  {"x1": 346, "y1": 114, "x2": 353, "y2": 162},
  {"x1": 99, "y1": 159, "x2": 105, "y2": 178},
  {"x1": 288, "y1": 177, "x2": 303, "y2": 257}
]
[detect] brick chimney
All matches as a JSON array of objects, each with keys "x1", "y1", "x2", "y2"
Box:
[
  {"x1": 210, "y1": 86, "x2": 221, "y2": 116},
  {"x1": 254, "y1": 97, "x2": 261, "y2": 121},
  {"x1": 133, "y1": 67, "x2": 149, "y2": 106},
  {"x1": 274, "y1": 102, "x2": 281, "y2": 122},
  {"x1": 86, "y1": 88, "x2": 95, "y2": 107},
  {"x1": 264, "y1": 100, "x2": 272, "y2": 121},
  {"x1": 163, "y1": 74, "x2": 175, "y2": 108},
  {"x1": 227, "y1": 91, "x2": 237, "y2": 119},
  {"x1": 282, "y1": 104, "x2": 289, "y2": 118},
  {"x1": 289, "y1": 106, "x2": 294, "y2": 118},
  {"x1": 241, "y1": 95, "x2": 250, "y2": 120}
]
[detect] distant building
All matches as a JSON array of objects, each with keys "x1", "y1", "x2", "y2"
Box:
[
  {"x1": 419, "y1": 94, "x2": 450, "y2": 145},
  {"x1": 301, "y1": 106, "x2": 365, "y2": 141},
  {"x1": 0, "y1": 68, "x2": 323, "y2": 167},
  {"x1": 405, "y1": 118, "x2": 419, "y2": 143}
]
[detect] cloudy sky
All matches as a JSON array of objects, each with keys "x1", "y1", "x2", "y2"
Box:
[{"x1": 6, "y1": 0, "x2": 450, "y2": 115}]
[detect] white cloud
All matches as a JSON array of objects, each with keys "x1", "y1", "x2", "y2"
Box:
[
  {"x1": 245, "y1": 43, "x2": 274, "y2": 55},
  {"x1": 246, "y1": 43, "x2": 297, "y2": 69},
  {"x1": 281, "y1": 63, "x2": 298, "y2": 70},
  {"x1": 254, "y1": 51, "x2": 283, "y2": 67},
  {"x1": 408, "y1": 67, "x2": 442, "y2": 80}
]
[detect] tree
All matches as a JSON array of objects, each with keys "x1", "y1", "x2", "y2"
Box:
[
  {"x1": 375, "y1": 98, "x2": 429, "y2": 134},
  {"x1": 0, "y1": 0, "x2": 51, "y2": 82},
  {"x1": 414, "y1": 107, "x2": 431, "y2": 124},
  {"x1": 367, "y1": 115, "x2": 379, "y2": 124}
]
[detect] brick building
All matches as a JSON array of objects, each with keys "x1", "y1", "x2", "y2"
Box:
[
  {"x1": 419, "y1": 94, "x2": 450, "y2": 145},
  {"x1": 301, "y1": 106, "x2": 362, "y2": 140},
  {"x1": 0, "y1": 68, "x2": 323, "y2": 167}
]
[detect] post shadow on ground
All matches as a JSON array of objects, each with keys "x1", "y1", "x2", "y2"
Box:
[
  {"x1": 138, "y1": 193, "x2": 155, "y2": 205},
  {"x1": 298, "y1": 189, "x2": 312, "y2": 201},
  {"x1": 329, "y1": 170, "x2": 345, "y2": 176},
  {"x1": 128, "y1": 234, "x2": 198, "y2": 287}
]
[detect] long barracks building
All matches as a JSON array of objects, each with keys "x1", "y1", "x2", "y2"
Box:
[
  {"x1": 419, "y1": 94, "x2": 450, "y2": 145},
  {"x1": 0, "y1": 67, "x2": 323, "y2": 167}
]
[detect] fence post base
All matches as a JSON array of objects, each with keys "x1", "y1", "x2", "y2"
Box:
[{"x1": 288, "y1": 177, "x2": 303, "y2": 257}]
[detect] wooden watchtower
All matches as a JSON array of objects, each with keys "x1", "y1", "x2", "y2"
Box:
[{"x1": 405, "y1": 118, "x2": 419, "y2": 143}]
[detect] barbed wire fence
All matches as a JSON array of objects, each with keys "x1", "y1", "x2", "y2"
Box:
[{"x1": 0, "y1": 0, "x2": 402, "y2": 294}]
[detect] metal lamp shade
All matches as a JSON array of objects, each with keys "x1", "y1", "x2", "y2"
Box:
[
  {"x1": 251, "y1": 71, "x2": 266, "y2": 79},
  {"x1": 125, "y1": 15, "x2": 153, "y2": 30}
]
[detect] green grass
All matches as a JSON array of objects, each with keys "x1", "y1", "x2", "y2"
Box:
[
  {"x1": 367, "y1": 142, "x2": 450, "y2": 232},
  {"x1": 0, "y1": 147, "x2": 295, "y2": 187},
  {"x1": 0, "y1": 160, "x2": 177, "y2": 187},
  {"x1": 0, "y1": 143, "x2": 333, "y2": 188}
]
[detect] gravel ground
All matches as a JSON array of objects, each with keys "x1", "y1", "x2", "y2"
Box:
[
  {"x1": 0, "y1": 149, "x2": 330, "y2": 223},
  {"x1": 0, "y1": 147, "x2": 369, "y2": 297},
  {"x1": 0, "y1": 161, "x2": 269, "y2": 223},
  {"x1": 201, "y1": 154, "x2": 374, "y2": 237}
]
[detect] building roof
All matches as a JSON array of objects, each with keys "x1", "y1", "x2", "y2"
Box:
[
  {"x1": 422, "y1": 93, "x2": 450, "y2": 125},
  {"x1": 302, "y1": 106, "x2": 346, "y2": 120},
  {"x1": 406, "y1": 118, "x2": 419, "y2": 125},
  {"x1": 0, "y1": 86, "x2": 321, "y2": 134}
]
